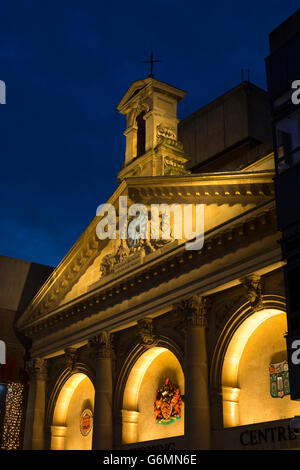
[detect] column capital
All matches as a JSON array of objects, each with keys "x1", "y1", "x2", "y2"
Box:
[
  {"x1": 176, "y1": 294, "x2": 210, "y2": 327},
  {"x1": 26, "y1": 357, "x2": 47, "y2": 380},
  {"x1": 89, "y1": 331, "x2": 113, "y2": 359}
]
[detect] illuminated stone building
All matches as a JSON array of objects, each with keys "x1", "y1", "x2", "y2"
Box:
[{"x1": 16, "y1": 76, "x2": 300, "y2": 450}]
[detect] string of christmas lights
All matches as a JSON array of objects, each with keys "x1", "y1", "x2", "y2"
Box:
[{"x1": 1, "y1": 382, "x2": 24, "y2": 450}]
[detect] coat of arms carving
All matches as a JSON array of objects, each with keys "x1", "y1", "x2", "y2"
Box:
[
  {"x1": 100, "y1": 237, "x2": 171, "y2": 278},
  {"x1": 154, "y1": 378, "x2": 182, "y2": 425}
]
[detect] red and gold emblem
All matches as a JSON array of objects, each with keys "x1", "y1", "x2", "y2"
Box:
[
  {"x1": 154, "y1": 378, "x2": 182, "y2": 425},
  {"x1": 80, "y1": 409, "x2": 93, "y2": 436}
]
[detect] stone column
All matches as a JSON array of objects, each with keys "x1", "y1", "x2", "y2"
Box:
[
  {"x1": 90, "y1": 332, "x2": 113, "y2": 450},
  {"x1": 179, "y1": 295, "x2": 211, "y2": 449},
  {"x1": 23, "y1": 358, "x2": 47, "y2": 450},
  {"x1": 124, "y1": 126, "x2": 138, "y2": 164}
]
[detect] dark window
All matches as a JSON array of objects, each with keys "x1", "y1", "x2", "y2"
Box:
[
  {"x1": 288, "y1": 266, "x2": 300, "y2": 312},
  {"x1": 275, "y1": 109, "x2": 300, "y2": 172},
  {"x1": 136, "y1": 111, "x2": 146, "y2": 158}
]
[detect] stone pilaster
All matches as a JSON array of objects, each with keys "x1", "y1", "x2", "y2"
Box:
[
  {"x1": 177, "y1": 295, "x2": 211, "y2": 449},
  {"x1": 23, "y1": 358, "x2": 47, "y2": 450},
  {"x1": 210, "y1": 387, "x2": 224, "y2": 434},
  {"x1": 50, "y1": 425, "x2": 67, "y2": 451},
  {"x1": 124, "y1": 125, "x2": 138, "y2": 164},
  {"x1": 222, "y1": 386, "x2": 241, "y2": 428},
  {"x1": 121, "y1": 409, "x2": 139, "y2": 444},
  {"x1": 89, "y1": 332, "x2": 113, "y2": 450}
]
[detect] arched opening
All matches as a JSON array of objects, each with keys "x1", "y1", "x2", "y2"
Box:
[
  {"x1": 136, "y1": 111, "x2": 146, "y2": 158},
  {"x1": 122, "y1": 347, "x2": 184, "y2": 444},
  {"x1": 222, "y1": 308, "x2": 300, "y2": 427},
  {"x1": 51, "y1": 373, "x2": 95, "y2": 450}
]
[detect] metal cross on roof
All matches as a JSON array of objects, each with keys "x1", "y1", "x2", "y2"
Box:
[{"x1": 143, "y1": 51, "x2": 161, "y2": 78}]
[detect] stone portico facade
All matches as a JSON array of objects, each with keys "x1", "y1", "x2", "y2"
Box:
[{"x1": 17, "y1": 77, "x2": 300, "y2": 450}]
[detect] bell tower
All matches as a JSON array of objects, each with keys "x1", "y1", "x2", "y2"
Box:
[{"x1": 117, "y1": 77, "x2": 190, "y2": 181}]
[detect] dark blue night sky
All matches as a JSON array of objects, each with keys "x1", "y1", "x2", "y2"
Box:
[{"x1": 0, "y1": 1, "x2": 298, "y2": 268}]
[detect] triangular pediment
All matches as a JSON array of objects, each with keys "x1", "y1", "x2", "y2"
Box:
[
  {"x1": 16, "y1": 169, "x2": 275, "y2": 334},
  {"x1": 117, "y1": 77, "x2": 186, "y2": 114},
  {"x1": 117, "y1": 78, "x2": 150, "y2": 112}
]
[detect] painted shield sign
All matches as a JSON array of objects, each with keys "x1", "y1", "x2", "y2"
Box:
[
  {"x1": 269, "y1": 360, "x2": 290, "y2": 398},
  {"x1": 80, "y1": 409, "x2": 93, "y2": 436},
  {"x1": 154, "y1": 378, "x2": 182, "y2": 425}
]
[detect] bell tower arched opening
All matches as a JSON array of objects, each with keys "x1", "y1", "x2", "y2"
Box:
[{"x1": 136, "y1": 110, "x2": 146, "y2": 158}]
